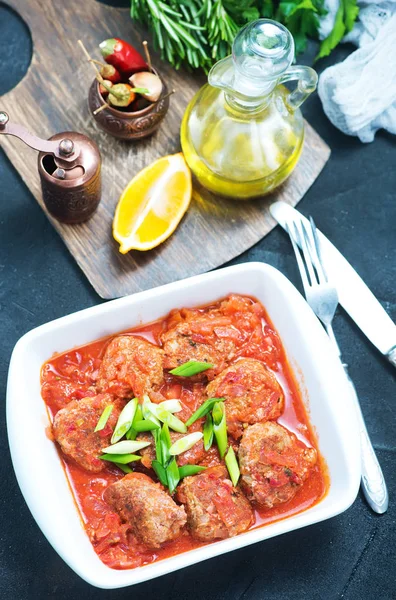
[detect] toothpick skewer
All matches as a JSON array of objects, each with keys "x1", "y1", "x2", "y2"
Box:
[
  {"x1": 78, "y1": 40, "x2": 111, "y2": 112},
  {"x1": 142, "y1": 41, "x2": 153, "y2": 72}
]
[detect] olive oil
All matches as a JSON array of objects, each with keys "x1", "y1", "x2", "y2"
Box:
[
  {"x1": 181, "y1": 84, "x2": 304, "y2": 199},
  {"x1": 180, "y1": 19, "x2": 317, "y2": 201}
]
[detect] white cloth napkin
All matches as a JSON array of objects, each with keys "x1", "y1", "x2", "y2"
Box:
[{"x1": 318, "y1": 5, "x2": 396, "y2": 142}]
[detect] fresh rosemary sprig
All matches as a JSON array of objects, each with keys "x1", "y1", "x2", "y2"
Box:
[{"x1": 130, "y1": 0, "x2": 359, "y2": 71}]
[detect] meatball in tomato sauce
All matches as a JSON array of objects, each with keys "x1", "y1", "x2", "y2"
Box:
[
  {"x1": 206, "y1": 359, "x2": 284, "y2": 439},
  {"x1": 53, "y1": 393, "x2": 123, "y2": 473},
  {"x1": 96, "y1": 335, "x2": 164, "y2": 399},
  {"x1": 177, "y1": 465, "x2": 254, "y2": 541},
  {"x1": 104, "y1": 473, "x2": 187, "y2": 549},
  {"x1": 238, "y1": 422, "x2": 317, "y2": 509}
]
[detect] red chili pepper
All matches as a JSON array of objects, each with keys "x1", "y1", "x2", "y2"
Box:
[
  {"x1": 99, "y1": 38, "x2": 147, "y2": 77},
  {"x1": 100, "y1": 64, "x2": 121, "y2": 84}
]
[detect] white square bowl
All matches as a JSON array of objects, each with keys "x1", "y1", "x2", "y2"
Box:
[{"x1": 6, "y1": 263, "x2": 361, "y2": 589}]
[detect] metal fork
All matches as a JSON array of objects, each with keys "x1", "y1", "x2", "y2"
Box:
[{"x1": 285, "y1": 215, "x2": 388, "y2": 514}]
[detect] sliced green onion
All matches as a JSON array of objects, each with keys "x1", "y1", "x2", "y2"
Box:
[
  {"x1": 126, "y1": 403, "x2": 142, "y2": 440},
  {"x1": 203, "y1": 413, "x2": 214, "y2": 451},
  {"x1": 166, "y1": 457, "x2": 180, "y2": 493},
  {"x1": 185, "y1": 397, "x2": 224, "y2": 427},
  {"x1": 115, "y1": 463, "x2": 133, "y2": 474},
  {"x1": 161, "y1": 423, "x2": 172, "y2": 465},
  {"x1": 152, "y1": 460, "x2": 168, "y2": 486},
  {"x1": 100, "y1": 453, "x2": 141, "y2": 464},
  {"x1": 142, "y1": 395, "x2": 161, "y2": 426},
  {"x1": 225, "y1": 446, "x2": 240, "y2": 487},
  {"x1": 102, "y1": 439, "x2": 151, "y2": 454},
  {"x1": 94, "y1": 404, "x2": 113, "y2": 432},
  {"x1": 133, "y1": 419, "x2": 160, "y2": 432},
  {"x1": 179, "y1": 465, "x2": 207, "y2": 478},
  {"x1": 156, "y1": 405, "x2": 187, "y2": 434},
  {"x1": 152, "y1": 428, "x2": 162, "y2": 464},
  {"x1": 170, "y1": 360, "x2": 214, "y2": 377},
  {"x1": 111, "y1": 398, "x2": 138, "y2": 444},
  {"x1": 158, "y1": 399, "x2": 182, "y2": 413},
  {"x1": 169, "y1": 431, "x2": 203, "y2": 456},
  {"x1": 212, "y1": 401, "x2": 227, "y2": 458}
]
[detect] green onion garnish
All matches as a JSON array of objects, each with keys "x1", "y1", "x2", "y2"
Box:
[
  {"x1": 179, "y1": 465, "x2": 207, "y2": 478},
  {"x1": 225, "y1": 446, "x2": 240, "y2": 487},
  {"x1": 151, "y1": 460, "x2": 168, "y2": 486},
  {"x1": 158, "y1": 399, "x2": 182, "y2": 413},
  {"x1": 169, "y1": 431, "x2": 203, "y2": 456},
  {"x1": 156, "y1": 405, "x2": 187, "y2": 434},
  {"x1": 111, "y1": 398, "x2": 138, "y2": 444},
  {"x1": 142, "y1": 395, "x2": 161, "y2": 426},
  {"x1": 166, "y1": 457, "x2": 180, "y2": 494},
  {"x1": 212, "y1": 401, "x2": 227, "y2": 458},
  {"x1": 170, "y1": 360, "x2": 214, "y2": 377},
  {"x1": 102, "y1": 439, "x2": 151, "y2": 454},
  {"x1": 153, "y1": 428, "x2": 162, "y2": 464},
  {"x1": 115, "y1": 463, "x2": 133, "y2": 474},
  {"x1": 100, "y1": 453, "x2": 141, "y2": 464},
  {"x1": 185, "y1": 397, "x2": 224, "y2": 427},
  {"x1": 126, "y1": 403, "x2": 143, "y2": 440},
  {"x1": 161, "y1": 423, "x2": 172, "y2": 465},
  {"x1": 203, "y1": 413, "x2": 214, "y2": 451},
  {"x1": 133, "y1": 419, "x2": 160, "y2": 432},
  {"x1": 94, "y1": 404, "x2": 113, "y2": 432}
]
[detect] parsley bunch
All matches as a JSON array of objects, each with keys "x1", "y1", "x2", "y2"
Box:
[{"x1": 130, "y1": 0, "x2": 359, "y2": 71}]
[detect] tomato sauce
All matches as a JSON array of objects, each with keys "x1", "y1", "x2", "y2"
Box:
[{"x1": 41, "y1": 296, "x2": 328, "y2": 570}]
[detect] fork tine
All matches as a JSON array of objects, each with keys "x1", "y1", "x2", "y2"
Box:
[
  {"x1": 285, "y1": 222, "x2": 311, "y2": 298},
  {"x1": 294, "y1": 219, "x2": 317, "y2": 286},
  {"x1": 300, "y1": 220, "x2": 327, "y2": 286},
  {"x1": 309, "y1": 216, "x2": 329, "y2": 283}
]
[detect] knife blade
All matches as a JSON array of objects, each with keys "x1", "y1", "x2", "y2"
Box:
[{"x1": 270, "y1": 201, "x2": 396, "y2": 365}]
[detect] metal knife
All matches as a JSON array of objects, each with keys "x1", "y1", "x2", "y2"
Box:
[{"x1": 270, "y1": 201, "x2": 396, "y2": 366}]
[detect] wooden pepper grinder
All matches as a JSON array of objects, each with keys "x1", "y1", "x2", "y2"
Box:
[{"x1": 0, "y1": 111, "x2": 101, "y2": 224}]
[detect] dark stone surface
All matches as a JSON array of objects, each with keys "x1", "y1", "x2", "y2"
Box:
[{"x1": 0, "y1": 2, "x2": 395, "y2": 599}]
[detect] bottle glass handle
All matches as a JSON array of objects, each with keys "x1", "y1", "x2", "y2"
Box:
[{"x1": 279, "y1": 65, "x2": 318, "y2": 110}]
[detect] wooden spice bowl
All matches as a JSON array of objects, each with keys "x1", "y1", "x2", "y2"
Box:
[{"x1": 88, "y1": 68, "x2": 170, "y2": 141}]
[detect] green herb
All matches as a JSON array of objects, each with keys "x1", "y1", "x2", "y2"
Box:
[
  {"x1": 152, "y1": 459, "x2": 168, "y2": 486},
  {"x1": 111, "y1": 398, "x2": 138, "y2": 444},
  {"x1": 126, "y1": 403, "x2": 143, "y2": 440},
  {"x1": 101, "y1": 439, "x2": 151, "y2": 454},
  {"x1": 142, "y1": 395, "x2": 161, "y2": 427},
  {"x1": 133, "y1": 419, "x2": 160, "y2": 432},
  {"x1": 203, "y1": 413, "x2": 214, "y2": 451},
  {"x1": 130, "y1": 0, "x2": 357, "y2": 71},
  {"x1": 94, "y1": 404, "x2": 113, "y2": 432},
  {"x1": 169, "y1": 360, "x2": 214, "y2": 377},
  {"x1": 100, "y1": 453, "x2": 141, "y2": 464},
  {"x1": 156, "y1": 405, "x2": 187, "y2": 434},
  {"x1": 153, "y1": 428, "x2": 163, "y2": 464},
  {"x1": 185, "y1": 397, "x2": 224, "y2": 427},
  {"x1": 161, "y1": 423, "x2": 172, "y2": 465},
  {"x1": 225, "y1": 445, "x2": 240, "y2": 486},
  {"x1": 158, "y1": 399, "x2": 182, "y2": 413},
  {"x1": 316, "y1": 0, "x2": 358, "y2": 60},
  {"x1": 115, "y1": 463, "x2": 133, "y2": 474},
  {"x1": 169, "y1": 431, "x2": 203, "y2": 455},
  {"x1": 166, "y1": 457, "x2": 180, "y2": 493},
  {"x1": 212, "y1": 401, "x2": 227, "y2": 458},
  {"x1": 179, "y1": 465, "x2": 207, "y2": 478}
]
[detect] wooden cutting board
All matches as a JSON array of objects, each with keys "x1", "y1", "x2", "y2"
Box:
[{"x1": 0, "y1": 0, "x2": 330, "y2": 299}]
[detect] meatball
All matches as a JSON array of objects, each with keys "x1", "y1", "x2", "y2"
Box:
[
  {"x1": 138, "y1": 429, "x2": 206, "y2": 469},
  {"x1": 53, "y1": 393, "x2": 123, "y2": 472},
  {"x1": 238, "y1": 422, "x2": 317, "y2": 509},
  {"x1": 103, "y1": 472, "x2": 187, "y2": 549},
  {"x1": 206, "y1": 359, "x2": 284, "y2": 439},
  {"x1": 96, "y1": 335, "x2": 164, "y2": 399},
  {"x1": 160, "y1": 311, "x2": 239, "y2": 379},
  {"x1": 177, "y1": 465, "x2": 254, "y2": 541}
]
